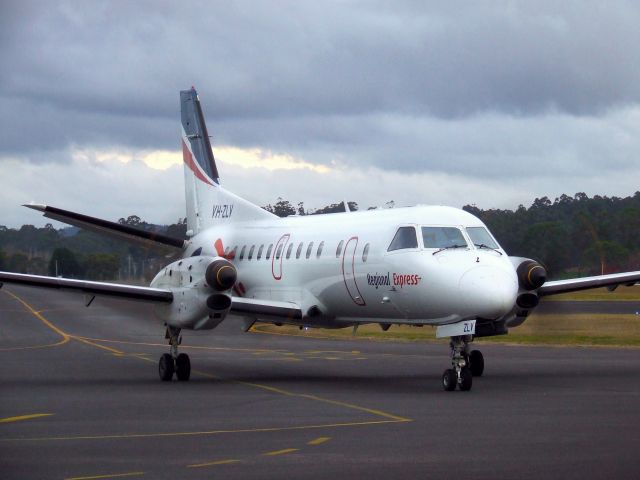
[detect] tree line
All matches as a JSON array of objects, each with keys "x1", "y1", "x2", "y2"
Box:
[{"x1": 1, "y1": 193, "x2": 639, "y2": 281}]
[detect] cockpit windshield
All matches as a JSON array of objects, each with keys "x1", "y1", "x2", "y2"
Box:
[
  {"x1": 388, "y1": 226, "x2": 419, "y2": 251},
  {"x1": 421, "y1": 227, "x2": 468, "y2": 249},
  {"x1": 466, "y1": 227, "x2": 500, "y2": 250}
]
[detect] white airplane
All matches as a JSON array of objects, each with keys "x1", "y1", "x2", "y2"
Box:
[{"x1": 2, "y1": 87, "x2": 639, "y2": 391}]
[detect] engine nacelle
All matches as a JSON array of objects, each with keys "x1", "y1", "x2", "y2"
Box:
[
  {"x1": 150, "y1": 255, "x2": 237, "y2": 330},
  {"x1": 506, "y1": 257, "x2": 547, "y2": 328},
  {"x1": 205, "y1": 259, "x2": 237, "y2": 291},
  {"x1": 512, "y1": 258, "x2": 547, "y2": 291}
]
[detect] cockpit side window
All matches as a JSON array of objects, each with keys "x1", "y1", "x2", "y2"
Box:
[
  {"x1": 466, "y1": 227, "x2": 500, "y2": 250},
  {"x1": 422, "y1": 227, "x2": 468, "y2": 249},
  {"x1": 387, "y1": 226, "x2": 418, "y2": 252}
]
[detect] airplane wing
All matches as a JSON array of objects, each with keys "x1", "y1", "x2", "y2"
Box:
[
  {"x1": 24, "y1": 204, "x2": 187, "y2": 251},
  {"x1": 0, "y1": 271, "x2": 302, "y2": 320},
  {"x1": 229, "y1": 296, "x2": 302, "y2": 321},
  {"x1": 0, "y1": 271, "x2": 173, "y2": 303},
  {"x1": 538, "y1": 271, "x2": 640, "y2": 297}
]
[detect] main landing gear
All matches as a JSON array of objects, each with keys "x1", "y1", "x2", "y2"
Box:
[
  {"x1": 442, "y1": 335, "x2": 484, "y2": 392},
  {"x1": 159, "y1": 326, "x2": 191, "y2": 382}
]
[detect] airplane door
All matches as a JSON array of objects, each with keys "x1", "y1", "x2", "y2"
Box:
[
  {"x1": 342, "y1": 236, "x2": 366, "y2": 306},
  {"x1": 271, "y1": 234, "x2": 290, "y2": 280}
]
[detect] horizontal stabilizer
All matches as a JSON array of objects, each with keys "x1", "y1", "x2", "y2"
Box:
[
  {"x1": 0, "y1": 271, "x2": 173, "y2": 303},
  {"x1": 25, "y1": 204, "x2": 187, "y2": 250}
]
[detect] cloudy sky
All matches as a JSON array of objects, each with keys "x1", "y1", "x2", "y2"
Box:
[{"x1": 1, "y1": 1, "x2": 640, "y2": 227}]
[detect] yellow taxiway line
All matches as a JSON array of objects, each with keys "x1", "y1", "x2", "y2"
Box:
[
  {"x1": 0, "y1": 413, "x2": 53, "y2": 424},
  {"x1": 64, "y1": 472, "x2": 144, "y2": 480},
  {"x1": 1, "y1": 289, "x2": 413, "y2": 445},
  {"x1": 188, "y1": 459, "x2": 240, "y2": 468}
]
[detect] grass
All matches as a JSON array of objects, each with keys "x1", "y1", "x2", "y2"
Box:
[
  {"x1": 254, "y1": 312, "x2": 640, "y2": 348},
  {"x1": 545, "y1": 286, "x2": 640, "y2": 301}
]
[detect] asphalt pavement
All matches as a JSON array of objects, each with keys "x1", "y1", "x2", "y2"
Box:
[{"x1": 1, "y1": 286, "x2": 639, "y2": 480}]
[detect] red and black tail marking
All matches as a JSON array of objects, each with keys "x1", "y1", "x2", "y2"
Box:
[{"x1": 180, "y1": 87, "x2": 220, "y2": 185}]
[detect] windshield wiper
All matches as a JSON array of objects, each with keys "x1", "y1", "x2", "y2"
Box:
[
  {"x1": 432, "y1": 244, "x2": 468, "y2": 255},
  {"x1": 474, "y1": 243, "x2": 503, "y2": 255}
]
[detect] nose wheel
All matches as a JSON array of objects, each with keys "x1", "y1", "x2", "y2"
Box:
[
  {"x1": 442, "y1": 335, "x2": 482, "y2": 391},
  {"x1": 158, "y1": 326, "x2": 191, "y2": 382}
]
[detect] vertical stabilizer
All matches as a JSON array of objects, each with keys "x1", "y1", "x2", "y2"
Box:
[{"x1": 180, "y1": 88, "x2": 276, "y2": 235}]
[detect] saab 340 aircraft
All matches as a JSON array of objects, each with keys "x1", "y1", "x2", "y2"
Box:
[{"x1": 2, "y1": 88, "x2": 640, "y2": 391}]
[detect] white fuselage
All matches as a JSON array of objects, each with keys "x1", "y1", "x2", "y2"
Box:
[{"x1": 162, "y1": 205, "x2": 519, "y2": 329}]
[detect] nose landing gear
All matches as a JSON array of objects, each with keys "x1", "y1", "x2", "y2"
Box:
[
  {"x1": 159, "y1": 326, "x2": 191, "y2": 382},
  {"x1": 442, "y1": 335, "x2": 483, "y2": 391}
]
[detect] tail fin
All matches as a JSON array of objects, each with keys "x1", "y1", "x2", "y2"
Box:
[{"x1": 180, "y1": 88, "x2": 275, "y2": 235}]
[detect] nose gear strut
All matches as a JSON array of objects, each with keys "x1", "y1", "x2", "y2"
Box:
[{"x1": 442, "y1": 335, "x2": 483, "y2": 391}]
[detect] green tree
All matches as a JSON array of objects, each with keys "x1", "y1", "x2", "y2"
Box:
[
  {"x1": 521, "y1": 222, "x2": 571, "y2": 275},
  {"x1": 49, "y1": 248, "x2": 83, "y2": 277},
  {"x1": 263, "y1": 198, "x2": 296, "y2": 217},
  {"x1": 83, "y1": 253, "x2": 120, "y2": 280},
  {"x1": 583, "y1": 241, "x2": 629, "y2": 275},
  {"x1": 7, "y1": 253, "x2": 29, "y2": 273},
  {"x1": 118, "y1": 215, "x2": 143, "y2": 226}
]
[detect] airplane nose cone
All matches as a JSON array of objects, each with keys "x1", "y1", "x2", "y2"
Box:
[{"x1": 459, "y1": 266, "x2": 518, "y2": 319}]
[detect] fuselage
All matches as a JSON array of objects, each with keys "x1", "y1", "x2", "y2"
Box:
[{"x1": 163, "y1": 205, "x2": 519, "y2": 328}]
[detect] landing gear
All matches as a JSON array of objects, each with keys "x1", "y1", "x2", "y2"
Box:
[
  {"x1": 442, "y1": 369, "x2": 457, "y2": 391},
  {"x1": 442, "y1": 335, "x2": 482, "y2": 391},
  {"x1": 159, "y1": 353, "x2": 174, "y2": 381},
  {"x1": 158, "y1": 326, "x2": 190, "y2": 382},
  {"x1": 175, "y1": 353, "x2": 191, "y2": 381},
  {"x1": 469, "y1": 349, "x2": 484, "y2": 377}
]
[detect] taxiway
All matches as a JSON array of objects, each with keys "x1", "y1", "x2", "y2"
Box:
[{"x1": 1, "y1": 286, "x2": 639, "y2": 479}]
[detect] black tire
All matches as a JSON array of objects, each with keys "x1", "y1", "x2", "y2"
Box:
[
  {"x1": 459, "y1": 367, "x2": 473, "y2": 391},
  {"x1": 175, "y1": 353, "x2": 191, "y2": 381},
  {"x1": 159, "y1": 353, "x2": 174, "y2": 381},
  {"x1": 442, "y1": 369, "x2": 457, "y2": 391},
  {"x1": 469, "y1": 350, "x2": 484, "y2": 377}
]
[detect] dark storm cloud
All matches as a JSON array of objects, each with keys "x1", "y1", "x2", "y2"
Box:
[{"x1": 1, "y1": 0, "x2": 640, "y2": 171}]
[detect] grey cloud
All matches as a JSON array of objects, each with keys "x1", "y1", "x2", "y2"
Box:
[{"x1": 2, "y1": 0, "x2": 640, "y2": 176}]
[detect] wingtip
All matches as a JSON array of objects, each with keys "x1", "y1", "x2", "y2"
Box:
[{"x1": 23, "y1": 204, "x2": 47, "y2": 212}]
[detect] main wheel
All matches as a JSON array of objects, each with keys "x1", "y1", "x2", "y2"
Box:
[
  {"x1": 442, "y1": 369, "x2": 457, "y2": 391},
  {"x1": 459, "y1": 367, "x2": 473, "y2": 391},
  {"x1": 175, "y1": 353, "x2": 191, "y2": 381},
  {"x1": 469, "y1": 350, "x2": 484, "y2": 377},
  {"x1": 159, "y1": 353, "x2": 175, "y2": 381}
]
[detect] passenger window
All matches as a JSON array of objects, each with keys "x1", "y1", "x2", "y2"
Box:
[
  {"x1": 248, "y1": 245, "x2": 255, "y2": 260},
  {"x1": 231, "y1": 246, "x2": 238, "y2": 259},
  {"x1": 257, "y1": 244, "x2": 264, "y2": 260},
  {"x1": 296, "y1": 242, "x2": 303, "y2": 259},
  {"x1": 239, "y1": 246, "x2": 246, "y2": 260},
  {"x1": 388, "y1": 227, "x2": 418, "y2": 251},
  {"x1": 286, "y1": 243, "x2": 293, "y2": 259},
  {"x1": 266, "y1": 244, "x2": 273, "y2": 259},
  {"x1": 317, "y1": 241, "x2": 324, "y2": 258},
  {"x1": 336, "y1": 240, "x2": 344, "y2": 258},
  {"x1": 276, "y1": 244, "x2": 283, "y2": 260},
  {"x1": 362, "y1": 243, "x2": 370, "y2": 262},
  {"x1": 191, "y1": 247, "x2": 202, "y2": 257},
  {"x1": 422, "y1": 227, "x2": 468, "y2": 249},
  {"x1": 306, "y1": 242, "x2": 314, "y2": 259}
]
